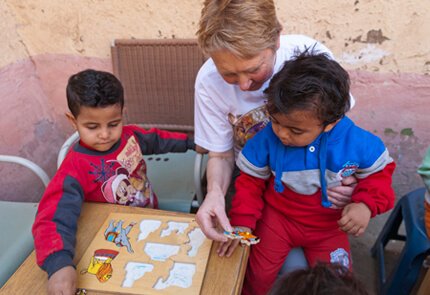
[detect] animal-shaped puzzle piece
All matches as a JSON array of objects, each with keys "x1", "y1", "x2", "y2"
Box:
[
  {"x1": 80, "y1": 249, "x2": 119, "y2": 283},
  {"x1": 224, "y1": 228, "x2": 260, "y2": 246},
  {"x1": 153, "y1": 262, "x2": 196, "y2": 290},
  {"x1": 104, "y1": 219, "x2": 136, "y2": 253},
  {"x1": 122, "y1": 262, "x2": 154, "y2": 288}
]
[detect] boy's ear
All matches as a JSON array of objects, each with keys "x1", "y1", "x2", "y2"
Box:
[
  {"x1": 323, "y1": 119, "x2": 340, "y2": 132},
  {"x1": 65, "y1": 112, "x2": 78, "y2": 130}
]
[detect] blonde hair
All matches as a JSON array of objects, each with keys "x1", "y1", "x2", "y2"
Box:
[{"x1": 197, "y1": 0, "x2": 283, "y2": 59}]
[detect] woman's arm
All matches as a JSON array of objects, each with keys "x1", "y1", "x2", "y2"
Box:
[{"x1": 195, "y1": 149, "x2": 235, "y2": 242}]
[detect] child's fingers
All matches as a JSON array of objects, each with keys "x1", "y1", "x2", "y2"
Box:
[
  {"x1": 217, "y1": 240, "x2": 233, "y2": 257},
  {"x1": 338, "y1": 217, "x2": 356, "y2": 232},
  {"x1": 346, "y1": 224, "x2": 360, "y2": 235},
  {"x1": 339, "y1": 219, "x2": 366, "y2": 236},
  {"x1": 355, "y1": 227, "x2": 365, "y2": 237},
  {"x1": 337, "y1": 214, "x2": 351, "y2": 227},
  {"x1": 225, "y1": 239, "x2": 241, "y2": 257}
]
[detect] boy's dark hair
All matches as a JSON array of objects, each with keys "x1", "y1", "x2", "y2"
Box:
[
  {"x1": 66, "y1": 69, "x2": 124, "y2": 117},
  {"x1": 265, "y1": 49, "x2": 350, "y2": 126},
  {"x1": 268, "y1": 262, "x2": 369, "y2": 295}
]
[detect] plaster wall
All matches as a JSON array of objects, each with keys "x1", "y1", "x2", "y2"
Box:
[{"x1": 0, "y1": 0, "x2": 429, "y2": 201}]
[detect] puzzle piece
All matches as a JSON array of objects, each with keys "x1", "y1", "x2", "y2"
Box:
[
  {"x1": 104, "y1": 219, "x2": 136, "y2": 253},
  {"x1": 224, "y1": 228, "x2": 260, "y2": 246},
  {"x1": 80, "y1": 249, "x2": 119, "y2": 283}
]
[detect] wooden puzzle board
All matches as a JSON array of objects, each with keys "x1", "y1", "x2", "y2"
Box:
[{"x1": 76, "y1": 212, "x2": 212, "y2": 294}]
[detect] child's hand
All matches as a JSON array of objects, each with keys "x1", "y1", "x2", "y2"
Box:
[
  {"x1": 47, "y1": 265, "x2": 76, "y2": 295},
  {"x1": 338, "y1": 203, "x2": 371, "y2": 237},
  {"x1": 217, "y1": 226, "x2": 251, "y2": 257}
]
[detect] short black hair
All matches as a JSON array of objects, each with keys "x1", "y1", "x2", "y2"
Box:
[
  {"x1": 265, "y1": 49, "x2": 350, "y2": 126},
  {"x1": 66, "y1": 69, "x2": 124, "y2": 117},
  {"x1": 269, "y1": 262, "x2": 369, "y2": 295}
]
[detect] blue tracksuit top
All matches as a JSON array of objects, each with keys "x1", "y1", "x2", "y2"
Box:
[{"x1": 236, "y1": 116, "x2": 393, "y2": 207}]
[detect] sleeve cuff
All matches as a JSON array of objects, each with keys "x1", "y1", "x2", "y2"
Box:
[
  {"x1": 187, "y1": 138, "x2": 196, "y2": 150},
  {"x1": 352, "y1": 192, "x2": 377, "y2": 217},
  {"x1": 42, "y1": 250, "x2": 75, "y2": 278},
  {"x1": 229, "y1": 215, "x2": 258, "y2": 231}
]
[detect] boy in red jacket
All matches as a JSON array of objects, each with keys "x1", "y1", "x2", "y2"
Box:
[
  {"x1": 219, "y1": 51, "x2": 395, "y2": 295},
  {"x1": 32, "y1": 69, "x2": 194, "y2": 294}
]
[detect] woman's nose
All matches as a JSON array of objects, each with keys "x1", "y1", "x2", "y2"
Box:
[{"x1": 238, "y1": 75, "x2": 252, "y2": 91}]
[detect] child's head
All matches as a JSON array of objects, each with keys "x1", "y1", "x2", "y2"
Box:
[
  {"x1": 265, "y1": 49, "x2": 351, "y2": 147},
  {"x1": 66, "y1": 69, "x2": 124, "y2": 152},
  {"x1": 269, "y1": 262, "x2": 369, "y2": 295},
  {"x1": 197, "y1": 0, "x2": 282, "y2": 59}
]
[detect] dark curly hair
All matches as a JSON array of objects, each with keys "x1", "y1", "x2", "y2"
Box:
[
  {"x1": 265, "y1": 48, "x2": 350, "y2": 126},
  {"x1": 66, "y1": 69, "x2": 124, "y2": 117},
  {"x1": 268, "y1": 262, "x2": 369, "y2": 295}
]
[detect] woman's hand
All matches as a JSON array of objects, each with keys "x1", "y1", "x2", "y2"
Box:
[{"x1": 327, "y1": 176, "x2": 357, "y2": 209}]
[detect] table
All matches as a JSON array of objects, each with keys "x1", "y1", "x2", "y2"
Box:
[{"x1": 0, "y1": 202, "x2": 249, "y2": 295}]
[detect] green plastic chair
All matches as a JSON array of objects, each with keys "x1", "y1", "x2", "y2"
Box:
[{"x1": 0, "y1": 155, "x2": 49, "y2": 287}]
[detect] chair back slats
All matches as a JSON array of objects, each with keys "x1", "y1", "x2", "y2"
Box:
[{"x1": 111, "y1": 39, "x2": 206, "y2": 132}]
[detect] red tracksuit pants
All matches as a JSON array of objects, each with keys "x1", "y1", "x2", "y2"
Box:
[{"x1": 241, "y1": 204, "x2": 351, "y2": 295}]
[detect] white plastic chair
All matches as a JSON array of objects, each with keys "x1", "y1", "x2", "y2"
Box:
[
  {"x1": 56, "y1": 131, "x2": 207, "y2": 212},
  {"x1": 0, "y1": 155, "x2": 49, "y2": 287}
]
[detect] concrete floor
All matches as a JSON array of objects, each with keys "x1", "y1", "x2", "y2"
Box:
[{"x1": 350, "y1": 212, "x2": 396, "y2": 295}]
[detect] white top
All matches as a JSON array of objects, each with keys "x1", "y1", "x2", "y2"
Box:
[{"x1": 194, "y1": 34, "x2": 355, "y2": 154}]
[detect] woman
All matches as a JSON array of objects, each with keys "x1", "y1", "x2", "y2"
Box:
[{"x1": 194, "y1": 0, "x2": 356, "y2": 263}]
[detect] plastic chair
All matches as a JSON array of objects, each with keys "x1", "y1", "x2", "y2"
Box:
[
  {"x1": 0, "y1": 155, "x2": 49, "y2": 287},
  {"x1": 371, "y1": 187, "x2": 430, "y2": 295}
]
